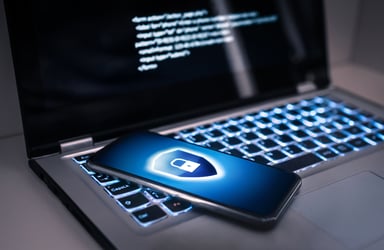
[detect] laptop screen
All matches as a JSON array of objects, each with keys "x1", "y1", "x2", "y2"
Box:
[{"x1": 5, "y1": 0, "x2": 328, "y2": 156}]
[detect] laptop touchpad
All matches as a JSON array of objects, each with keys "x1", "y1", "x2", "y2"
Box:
[{"x1": 292, "y1": 172, "x2": 384, "y2": 249}]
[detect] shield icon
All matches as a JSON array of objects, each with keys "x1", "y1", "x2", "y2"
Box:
[{"x1": 152, "y1": 149, "x2": 218, "y2": 179}]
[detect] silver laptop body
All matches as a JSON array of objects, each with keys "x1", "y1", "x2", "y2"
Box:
[{"x1": 5, "y1": 0, "x2": 384, "y2": 249}]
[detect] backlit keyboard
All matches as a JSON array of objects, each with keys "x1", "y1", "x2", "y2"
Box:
[
  {"x1": 73, "y1": 155, "x2": 193, "y2": 227},
  {"x1": 72, "y1": 95, "x2": 384, "y2": 227},
  {"x1": 173, "y1": 96, "x2": 384, "y2": 172}
]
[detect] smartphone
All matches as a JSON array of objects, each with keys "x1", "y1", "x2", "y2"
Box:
[{"x1": 88, "y1": 131, "x2": 301, "y2": 227}]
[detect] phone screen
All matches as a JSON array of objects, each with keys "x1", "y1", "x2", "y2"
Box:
[{"x1": 89, "y1": 131, "x2": 301, "y2": 224}]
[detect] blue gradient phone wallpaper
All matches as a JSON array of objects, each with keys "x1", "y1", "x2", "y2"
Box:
[{"x1": 90, "y1": 131, "x2": 299, "y2": 217}]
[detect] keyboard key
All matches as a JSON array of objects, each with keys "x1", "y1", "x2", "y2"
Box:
[
  {"x1": 288, "y1": 120, "x2": 304, "y2": 130},
  {"x1": 274, "y1": 153, "x2": 323, "y2": 172},
  {"x1": 222, "y1": 136, "x2": 243, "y2": 146},
  {"x1": 306, "y1": 127, "x2": 323, "y2": 136},
  {"x1": 250, "y1": 155, "x2": 270, "y2": 165},
  {"x1": 240, "y1": 131, "x2": 258, "y2": 141},
  {"x1": 332, "y1": 143, "x2": 353, "y2": 154},
  {"x1": 163, "y1": 197, "x2": 192, "y2": 214},
  {"x1": 291, "y1": 130, "x2": 309, "y2": 140},
  {"x1": 373, "y1": 119, "x2": 384, "y2": 129},
  {"x1": 316, "y1": 148, "x2": 339, "y2": 159},
  {"x1": 255, "y1": 117, "x2": 272, "y2": 128},
  {"x1": 333, "y1": 118, "x2": 349, "y2": 128},
  {"x1": 73, "y1": 154, "x2": 93, "y2": 163},
  {"x1": 365, "y1": 133, "x2": 384, "y2": 144},
  {"x1": 313, "y1": 96, "x2": 328, "y2": 104},
  {"x1": 132, "y1": 205, "x2": 167, "y2": 225},
  {"x1": 224, "y1": 125, "x2": 241, "y2": 134},
  {"x1": 257, "y1": 139, "x2": 278, "y2": 149},
  {"x1": 257, "y1": 128, "x2": 275, "y2": 138},
  {"x1": 329, "y1": 131, "x2": 348, "y2": 141},
  {"x1": 302, "y1": 116, "x2": 318, "y2": 127},
  {"x1": 205, "y1": 129, "x2": 224, "y2": 138},
  {"x1": 337, "y1": 111, "x2": 360, "y2": 124},
  {"x1": 146, "y1": 189, "x2": 167, "y2": 200},
  {"x1": 345, "y1": 126, "x2": 364, "y2": 135},
  {"x1": 259, "y1": 110, "x2": 271, "y2": 117},
  {"x1": 205, "y1": 141, "x2": 226, "y2": 150},
  {"x1": 274, "y1": 106, "x2": 285, "y2": 113},
  {"x1": 80, "y1": 164, "x2": 95, "y2": 174},
  {"x1": 360, "y1": 121, "x2": 378, "y2": 132},
  {"x1": 320, "y1": 123, "x2": 337, "y2": 133},
  {"x1": 240, "y1": 120, "x2": 257, "y2": 129},
  {"x1": 118, "y1": 192, "x2": 150, "y2": 210},
  {"x1": 299, "y1": 140, "x2": 318, "y2": 150},
  {"x1": 286, "y1": 109, "x2": 300, "y2": 120},
  {"x1": 348, "y1": 138, "x2": 369, "y2": 149},
  {"x1": 93, "y1": 172, "x2": 116, "y2": 184},
  {"x1": 282, "y1": 145, "x2": 303, "y2": 156},
  {"x1": 265, "y1": 150, "x2": 287, "y2": 161},
  {"x1": 316, "y1": 111, "x2": 332, "y2": 122},
  {"x1": 187, "y1": 133, "x2": 208, "y2": 143},
  {"x1": 271, "y1": 113, "x2": 286, "y2": 123},
  {"x1": 272, "y1": 124, "x2": 290, "y2": 133},
  {"x1": 105, "y1": 180, "x2": 140, "y2": 196},
  {"x1": 300, "y1": 106, "x2": 316, "y2": 116},
  {"x1": 225, "y1": 148, "x2": 245, "y2": 157},
  {"x1": 241, "y1": 143, "x2": 262, "y2": 155},
  {"x1": 273, "y1": 134, "x2": 294, "y2": 145},
  {"x1": 315, "y1": 135, "x2": 334, "y2": 146}
]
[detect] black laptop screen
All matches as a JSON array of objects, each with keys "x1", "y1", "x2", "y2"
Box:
[{"x1": 5, "y1": 0, "x2": 328, "y2": 156}]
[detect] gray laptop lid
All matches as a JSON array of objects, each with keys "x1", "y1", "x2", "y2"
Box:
[{"x1": 4, "y1": 0, "x2": 328, "y2": 158}]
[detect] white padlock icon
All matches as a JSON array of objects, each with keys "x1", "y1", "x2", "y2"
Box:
[{"x1": 170, "y1": 158, "x2": 201, "y2": 173}]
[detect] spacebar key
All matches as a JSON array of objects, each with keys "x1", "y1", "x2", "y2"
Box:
[{"x1": 274, "y1": 153, "x2": 323, "y2": 172}]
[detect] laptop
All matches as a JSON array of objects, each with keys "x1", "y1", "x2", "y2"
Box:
[{"x1": 4, "y1": 0, "x2": 384, "y2": 249}]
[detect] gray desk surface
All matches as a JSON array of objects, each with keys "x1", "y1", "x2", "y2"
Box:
[{"x1": 0, "y1": 64, "x2": 383, "y2": 250}]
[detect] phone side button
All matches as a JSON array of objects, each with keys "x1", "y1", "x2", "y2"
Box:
[
  {"x1": 131, "y1": 205, "x2": 167, "y2": 227},
  {"x1": 163, "y1": 197, "x2": 192, "y2": 215}
]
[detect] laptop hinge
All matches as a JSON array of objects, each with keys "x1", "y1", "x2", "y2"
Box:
[
  {"x1": 297, "y1": 81, "x2": 317, "y2": 94},
  {"x1": 59, "y1": 137, "x2": 94, "y2": 153}
]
